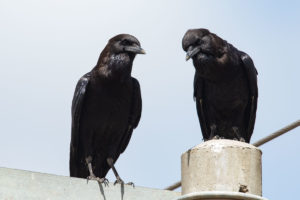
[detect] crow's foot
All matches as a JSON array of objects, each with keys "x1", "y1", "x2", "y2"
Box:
[
  {"x1": 99, "y1": 178, "x2": 109, "y2": 186},
  {"x1": 87, "y1": 175, "x2": 97, "y2": 182},
  {"x1": 208, "y1": 124, "x2": 217, "y2": 140},
  {"x1": 113, "y1": 180, "x2": 135, "y2": 188},
  {"x1": 232, "y1": 126, "x2": 245, "y2": 142},
  {"x1": 114, "y1": 177, "x2": 124, "y2": 185},
  {"x1": 126, "y1": 182, "x2": 135, "y2": 188},
  {"x1": 212, "y1": 135, "x2": 220, "y2": 140},
  {"x1": 87, "y1": 176, "x2": 109, "y2": 186},
  {"x1": 113, "y1": 178, "x2": 134, "y2": 187}
]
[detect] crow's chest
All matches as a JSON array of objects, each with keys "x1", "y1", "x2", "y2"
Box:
[
  {"x1": 84, "y1": 82, "x2": 132, "y2": 124},
  {"x1": 204, "y1": 75, "x2": 249, "y2": 110}
]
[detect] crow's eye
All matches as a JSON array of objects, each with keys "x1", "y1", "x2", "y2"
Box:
[{"x1": 121, "y1": 39, "x2": 130, "y2": 46}]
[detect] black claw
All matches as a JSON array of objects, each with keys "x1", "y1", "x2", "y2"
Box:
[
  {"x1": 87, "y1": 175, "x2": 109, "y2": 186},
  {"x1": 86, "y1": 175, "x2": 97, "y2": 184},
  {"x1": 127, "y1": 182, "x2": 135, "y2": 188},
  {"x1": 114, "y1": 178, "x2": 124, "y2": 185},
  {"x1": 98, "y1": 178, "x2": 109, "y2": 187},
  {"x1": 212, "y1": 135, "x2": 220, "y2": 140}
]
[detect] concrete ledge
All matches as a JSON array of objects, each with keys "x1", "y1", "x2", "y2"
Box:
[{"x1": 0, "y1": 167, "x2": 180, "y2": 200}]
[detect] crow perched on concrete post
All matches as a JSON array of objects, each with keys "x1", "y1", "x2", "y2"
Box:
[
  {"x1": 70, "y1": 34, "x2": 145, "y2": 185},
  {"x1": 182, "y1": 28, "x2": 258, "y2": 143}
]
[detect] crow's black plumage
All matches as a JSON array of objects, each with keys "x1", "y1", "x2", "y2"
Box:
[
  {"x1": 182, "y1": 29, "x2": 258, "y2": 143},
  {"x1": 70, "y1": 34, "x2": 144, "y2": 184}
]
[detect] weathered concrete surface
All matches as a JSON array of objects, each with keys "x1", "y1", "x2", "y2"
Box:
[
  {"x1": 0, "y1": 167, "x2": 180, "y2": 200},
  {"x1": 181, "y1": 139, "x2": 262, "y2": 196}
]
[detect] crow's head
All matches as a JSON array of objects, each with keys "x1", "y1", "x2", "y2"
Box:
[
  {"x1": 108, "y1": 34, "x2": 145, "y2": 56},
  {"x1": 97, "y1": 34, "x2": 145, "y2": 79},
  {"x1": 182, "y1": 29, "x2": 237, "y2": 67},
  {"x1": 98, "y1": 34, "x2": 145, "y2": 66}
]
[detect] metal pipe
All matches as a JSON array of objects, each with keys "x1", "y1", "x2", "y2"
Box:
[
  {"x1": 252, "y1": 119, "x2": 300, "y2": 147},
  {"x1": 164, "y1": 119, "x2": 300, "y2": 191},
  {"x1": 164, "y1": 181, "x2": 181, "y2": 191}
]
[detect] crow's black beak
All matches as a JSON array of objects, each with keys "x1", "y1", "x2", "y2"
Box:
[
  {"x1": 186, "y1": 46, "x2": 201, "y2": 61},
  {"x1": 125, "y1": 45, "x2": 146, "y2": 54}
]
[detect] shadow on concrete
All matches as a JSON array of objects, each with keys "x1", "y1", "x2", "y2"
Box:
[
  {"x1": 120, "y1": 183, "x2": 125, "y2": 200},
  {"x1": 187, "y1": 149, "x2": 191, "y2": 166},
  {"x1": 97, "y1": 182, "x2": 107, "y2": 200}
]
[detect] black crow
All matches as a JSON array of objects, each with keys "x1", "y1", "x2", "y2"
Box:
[
  {"x1": 70, "y1": 34, "x2": 145, "y2": 185},
  {"x1": 182, "y1": 28, "x2": 258, "y2": 143}
]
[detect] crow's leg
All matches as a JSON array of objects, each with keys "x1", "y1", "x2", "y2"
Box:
[
  {"x1": 209, "y1": 124, "x2": 219, "y2": 140},
  {"x1": 86, "y1": 156, "x2": 109, "y2": 186},
  {"x1": 232, "y1": 127, "x2": 245, "y2": 142},
  {"x1": 107, "y1": 158, "x2": 134, "y2": 187}
]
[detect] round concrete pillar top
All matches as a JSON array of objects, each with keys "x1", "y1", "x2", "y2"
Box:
[
  {"x1": 190, "y1": 139, "x2": 261, "y2": 153},
  {"x1": 181, "y1": 139, "x2": 262, "y2": 196}
]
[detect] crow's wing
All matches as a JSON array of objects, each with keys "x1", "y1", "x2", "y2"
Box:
[
  {"x1": 240, "y1": 52, "x2": 258, "y2": 142},
  {"x1": 69, "y1": 72, "x2": 91, "y2": 176},
  {"x1": 118, "y1": 77, "x2": 142, "y2": 154},
  {"x1": 194, "y1": 72, "x2": 210, "y2": 140}
]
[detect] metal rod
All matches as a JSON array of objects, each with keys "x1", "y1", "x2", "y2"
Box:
[
  {"x1": 164, "y1": 119, "x2": 300, "y2": 191},
  {"x1": 164, "y1": 181, "x2": 181, "y2": 191},
  {"x1": 252, "y1": 120, "x2": 300, "y2": 147}
]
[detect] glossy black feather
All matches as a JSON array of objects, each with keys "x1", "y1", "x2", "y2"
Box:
[
  {"x1": 183, "y1": 29, "x2": 258, "y2": 142},
  {"x1": 70, "y1": 34, "x2": 143, "y2": 178},
  {"x1": 70, "y1": 73, "x2": 91, "y2": 176}
]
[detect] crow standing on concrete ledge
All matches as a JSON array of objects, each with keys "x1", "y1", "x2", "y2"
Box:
[
  {"x1": 182, "y1": 29, "x2": 258, "y2": 143},
  {"x1": 70, "y1": 34, "x2": 145, "y2": 185}
]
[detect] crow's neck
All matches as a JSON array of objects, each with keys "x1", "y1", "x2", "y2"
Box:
[
  {"x1": 194, "y1": 46, "x2": 241, "y2": 82},
  {"x1": 95, "y1": 53, "x2": 134, "y2": 82}
]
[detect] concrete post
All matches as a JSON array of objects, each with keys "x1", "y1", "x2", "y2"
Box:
[{"x1": 180, "y1": 139, "x2": 268, "y2": 200}]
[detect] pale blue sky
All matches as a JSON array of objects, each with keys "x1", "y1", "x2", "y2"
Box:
[{"x1": 0, "y1": 1, "x2": 299, "y2": 199}]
